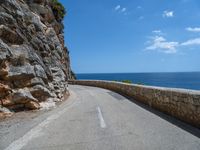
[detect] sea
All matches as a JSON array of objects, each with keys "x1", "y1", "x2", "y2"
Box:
[{"x1": 77, "y1": 72, "x2": 200, "y2": 91}]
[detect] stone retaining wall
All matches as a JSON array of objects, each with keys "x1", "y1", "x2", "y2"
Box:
[{"x1": 69, "y1": 80, "x2": 200, "y2": 128}]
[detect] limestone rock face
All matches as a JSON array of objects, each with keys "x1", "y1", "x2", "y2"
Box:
[{"x1": 0, "y1": 0, "x2": 74, "y2": 112}]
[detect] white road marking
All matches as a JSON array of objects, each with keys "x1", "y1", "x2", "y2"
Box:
[
  {"x1": 97, "y1": 106, "x2": 106, "y2": 128},
  {"x1": 4, "y1": 96, "x2": 78, "y2": 150}
]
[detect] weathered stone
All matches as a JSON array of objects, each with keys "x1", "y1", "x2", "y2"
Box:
[
  {"x1": 44, "y1": 6, "x2": 55, "y2": 23},
  {"x1": 12, "y1": 88, "x2": 38, "y2": 104},
  {"x1": 51, "y1": 67, "x2": 66, "y2": 82},
  {"x1": 51, "y1": 20, "x2": 63, "y2": 35},
  {"x1": 45, "y1": 27, "x2": 60, "y2": 46},
  {"x1": 0, "y1": 12, "x2": 16, "y2": 25},
  {"x1": 1, "y1": 0, "x2": 23, "y2": 16},
  {"x1": 34, "y1": 65, "x2": 48, "y2": 80},
  {"x1": 27, "y1": 24, "x2": 36, "y2": 34},
  {"x1": 0, "y1": 67, "x2": 9, "y2": 78},
  {"x1": 40, "y1": 98, "x2": 56, "y2": 110},
  {"x1": 10, "y1": 44, "x2": 29, "y2": 60},
  {"x1": 0, "y1": 25, "x2": 24, "y2": 44},
  {"x1": 0, "y1": 0, "x2": 74, "y2": 114},
  {"x1": 30, "y1": 85, "x2": 52, "y2": 101},
  {"x1": 5, "y1": 64, "x2": 36, "y2": 80},
  {"x1": 25, "y1": 101, "x2": 40, "y2": 110},
  {"x1": 12, "y1": 76, "x2": 45, "y2": 88},
  {"x1": 1, "y1": 98, "x2": 14, "y2": 107},
  {"x1": 0, "y1": 106, "x2": 12, "y2": 117},
  {"x1": 0, "y1": 39, "x2": 12, "y2": 62},
  {"x1": 29, "y1": 3, "x2": 47, "y2": 16},
  {"x1": 30, "y1": 77, "x2": 45, "y2": 86},
  {"x1": 58, "y1": 34, "x2": 64, "y2": 47},
  {"x1": 0, "y1": 83, "x2": 11, "y2": 97},
  {"x1": 33, "y1": 0, "x2": 46, "y2": 5},
  {"x1": 29, "y1": 12, "x2": 47, "y2": 32}
]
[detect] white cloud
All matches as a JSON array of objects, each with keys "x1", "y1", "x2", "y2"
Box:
[
  {"x1": 152, "y1": 30, "x2": 165, "y2": 35},
  {"x1": 146, "y1": 36, "x2": 179, "y2": 54},
  {"x1": 181, "y1": 38, "x2": 200, "y2": 46},
  {"x1": 145, "y1": 28, "x2": 200, "y2": 54},
  {"x1": 121, "y1": 8, "x2": 127, "y2": 12},
  {"x1": 186, "y1": 27, "x2": 200, "y2": 32},
  {"x1": 115, "y1": 5, "x2": 121, "y2": 11},
  {"x1": 152, "y1": 30, "x2": 162, "y2": 34},
  {"x1": 114, "y1": 5, "x2": 127, "y2": 14},
  {"x1": 163, "y1": 11, "x2": 174, "y2": 18}
]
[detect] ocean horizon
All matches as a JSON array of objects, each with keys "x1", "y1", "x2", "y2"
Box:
[{"x1": 77, "y1": 72, "x2": 200, "y2": 91}]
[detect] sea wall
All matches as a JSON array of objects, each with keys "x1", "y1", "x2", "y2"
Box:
[{"x1": 69, "y1": 80, "x2": 200, "y2": 128}]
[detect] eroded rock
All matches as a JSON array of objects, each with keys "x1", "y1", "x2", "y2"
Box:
[
  {"x1": 0, "y1": 39, "x2": 12, "y2": 62},
  {"x1": 0, "y1": 25, "x2": 24, "y2": 44},
  {"x1": 0, "y1": 83, "x2": 11, "y2": 97},
  {"x1": 25, "y1": 101, "x2": 40, "y2": 110},
  {"x1": 5, "y1": 64, "x2": 36, "y2": 80},
  {"x1": 0, "y1": 106, "x2": 13, "y2": 118},
  {"x1": 12, "y1": 88, "x2": 38, "y2": 104},
  {"x1": 0, "y1": 0, "x2": 74, "y2": 114},
  {"x1": 30, "y1": 85, "x2": 52, "y2": 101}
]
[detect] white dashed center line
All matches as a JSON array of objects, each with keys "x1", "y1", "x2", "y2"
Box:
[{"x1": 97, "y1": 106, "x2": 106, "y2": 128}]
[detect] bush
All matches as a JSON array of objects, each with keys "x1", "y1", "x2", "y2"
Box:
[
  {"x1": 121, "y1": 80, "x2": 132, "y2": 84},
  {"x1": 51, "y1": 0, "x2": 66, "y2": 22}
]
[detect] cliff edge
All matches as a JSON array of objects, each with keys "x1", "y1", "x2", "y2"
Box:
[{"x1": 0, "y1": 0, "x2": 74, "y2": 114}]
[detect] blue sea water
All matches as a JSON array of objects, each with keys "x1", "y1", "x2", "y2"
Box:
[{"x1": 77, "y1": 72, "x2": 200, "y2": 91}]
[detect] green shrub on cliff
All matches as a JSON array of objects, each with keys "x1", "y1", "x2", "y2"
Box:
[
  {"x1": 51, "y1": 0, "x2": 66, "y2": 22},
  {"x1": 121, "y1": 80, "x2": 132, "y2": 84}
]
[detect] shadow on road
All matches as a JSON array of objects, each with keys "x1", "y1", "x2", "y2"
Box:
[
  {"x1": 112, "y1": 91, "x2": 200, "y2": 138},
  {"x1": 107, "y1": 91, "x2": 126, "y2": 101}
]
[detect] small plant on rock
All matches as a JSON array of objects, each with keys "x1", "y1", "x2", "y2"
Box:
[
  {"x1": 51, "y1": 0, "x2": 66, "y2": 22},
  {"x1": 121, "y1": 80, "x2": 132, "y2": 84}
]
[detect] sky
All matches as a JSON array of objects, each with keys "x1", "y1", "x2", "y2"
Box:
[{"x1": 60, "y1": 0, "x2": 200, "y2": 73}]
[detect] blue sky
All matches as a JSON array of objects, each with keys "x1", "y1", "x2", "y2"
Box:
[{"x1": 60, "y1": 0, "x2": 200, "y2": 73}]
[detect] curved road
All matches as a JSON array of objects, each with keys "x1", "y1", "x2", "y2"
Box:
[{"x1": 1, "y1": 85, "x2": 200, "y2": 150}]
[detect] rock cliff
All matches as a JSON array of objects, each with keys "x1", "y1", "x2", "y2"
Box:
[{"x1": 0, "y1": 0, "x2": 73, "y2": 114}]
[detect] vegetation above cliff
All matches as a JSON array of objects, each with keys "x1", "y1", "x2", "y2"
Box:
[{"x1": 51, "y1": 0, "x2": 66, "y2": 22}]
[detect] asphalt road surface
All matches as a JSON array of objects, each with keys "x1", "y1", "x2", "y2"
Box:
[{"x1": 1, "y1": 85, "x2": 200, "y2": 150}]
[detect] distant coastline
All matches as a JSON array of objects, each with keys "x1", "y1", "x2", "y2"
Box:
[
  {"x1": 77, "y1": 71, "x2": 200, "y2": 74},
  {"x1": 77, "y1": 72, "x2": 200, "y2": 90}
]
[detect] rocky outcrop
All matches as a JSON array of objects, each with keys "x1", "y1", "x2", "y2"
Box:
[{"x1": 0, "y1": 0, "x2": 74, "y2": 114}]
